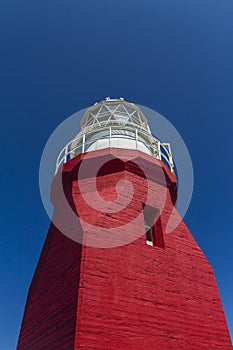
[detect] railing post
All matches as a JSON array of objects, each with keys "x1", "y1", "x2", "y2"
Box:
[
  {"x1": 109, "y1": 126, "x2": 112, "y2": 148},
  {"x1": 135, "y1": 128, "x2": 138, "y2": 149},
  {"x1": 65, "y1": 145, "x2": 68, "y2": 163},
  {"x1": 158, "y1": 141, "x2": 161, "y2": 160},
  {"x1": 170, "y1": 158, "x2": 174, "y2": 173},
  {"x1": 82, "y1": 134, "x2": 85, "y2": 153},
  {"x1": 166, "y1": 144, "x2": 174, "y2": 173}
]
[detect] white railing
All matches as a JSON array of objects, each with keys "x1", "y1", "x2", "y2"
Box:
[{"x1": 55, "y1": 125, "x2": 174, "y2": 175}]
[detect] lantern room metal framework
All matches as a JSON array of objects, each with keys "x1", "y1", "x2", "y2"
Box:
[{"x1": 55, "y1": 98, "x2": 174, "y2": 174}]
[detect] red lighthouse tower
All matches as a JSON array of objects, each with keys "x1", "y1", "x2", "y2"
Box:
[{"x1": 17, "y1": 99, "x2": 232, "y2": 349}]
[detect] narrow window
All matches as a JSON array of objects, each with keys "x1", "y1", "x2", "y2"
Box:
[
  {"x1": 143, "y1": 204, "x2": 165, "y2": 248},
  {"x1": 144, "y1": 213, "x2": 154, "y2": 246}
]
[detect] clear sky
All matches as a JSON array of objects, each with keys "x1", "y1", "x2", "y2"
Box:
[{"x1": 0, "y1": 1, "x2": 232, "y2": 348}]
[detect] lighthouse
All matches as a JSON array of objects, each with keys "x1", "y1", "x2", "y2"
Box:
[{"x1": 17, "y1": 99, "x2": 232, "y2": 349}]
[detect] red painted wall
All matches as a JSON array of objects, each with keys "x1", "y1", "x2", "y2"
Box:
[
  {"x1": 17, "y1": 148, "x2": 232, "y2": 349},
  {"x1": 17, "y1": 226, "x2": 82, "y2": 350}
]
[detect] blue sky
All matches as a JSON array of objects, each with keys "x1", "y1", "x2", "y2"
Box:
[{"x1": 0, "y1": 1, "x2": 232, "y2": 348}]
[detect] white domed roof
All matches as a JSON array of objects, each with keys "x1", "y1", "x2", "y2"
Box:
[{"x1": 80, "y1": 98, "x2": 151, "y2": 133}]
